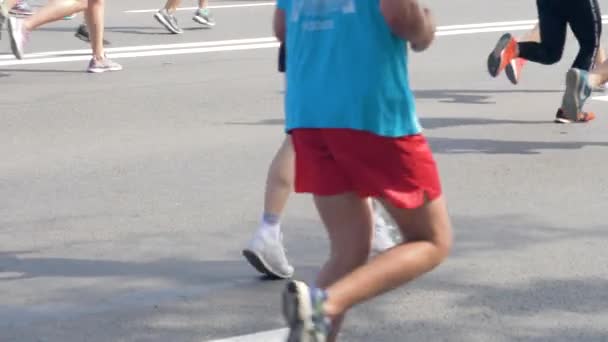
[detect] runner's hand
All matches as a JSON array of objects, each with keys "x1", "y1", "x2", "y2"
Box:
[{"x1": 411, "y1": 8, "x2": 435, "y2": 52}]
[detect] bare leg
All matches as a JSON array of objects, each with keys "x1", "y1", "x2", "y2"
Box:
[
  {"x1": 263, "y1": 136, "x2": 294, "y2": 217},
  {"x1": 83, "y1": 0, "x2": 121, "y2": 72},
  {"x1": 520, "y1": 23, "x2": 541, "y2": 42},
  {"x1": 314, "y1": 194, "x2": 452, "y2": 341},
  {"x1": 5, "y1": 0, "x2": 87, "y2": 59},
  {"x1": 164, "y1": 0, "x2": 181, "y2": 13},
  {"x1": 241, "y1": 136, "x2": 295, "y2": 279},
  {"x1": 313, "y1": 193, "x2": 374, "y2": 341},
  {"x1": 23, "y1": 0, "x2": 86, "y2": 31},
  {"x1": 85, "y1": 0, "x2": 104, "y2": 59},
  {"x1": 588, "y1": 60, "x2": 608, "y2": 87},
  {"x1": 595, "y1": 46, "x2": 606, "y2": 65}
]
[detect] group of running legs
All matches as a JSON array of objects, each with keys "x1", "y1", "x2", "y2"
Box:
[
  {"x1": 242, "y1": 0, "x2": 608, "y2": 284},
  {"x1": 247, "y1": 0, "x2": 606, "y2": 341},
  {"x1": 0, "y1": 0, "x2": 215, "y2": 72},
  {"x1": 1, "y1": 0, "x2": 605, "y2": 341},
  {"x1": 488, "y1": 0, "x2": 604, "y2": 123}
]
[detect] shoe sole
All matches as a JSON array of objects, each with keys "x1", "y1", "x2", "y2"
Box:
[
  {"x1": 505, "y1": 60, "x2": 518, "y2": 85},
  {"x1": 192, "y1": 16, "x2": 215, "y2": 28},
  {"x1": 554, "y1": 117, "x2": 572, "y2": 124},
  {"x1": 7, "y1": 17, "x2": 23, "y2": 60},
  {"x1": 154, "y1": 12, "x2": 183, "y2": 34},
  {"x1": 283, "y1": 281, "x2": 314, "y2": 342},
  {"x1": 562, "y1": 69, "x2": 585, "y2": 121},
  {"x1": 9, "y1": 11, "x2": 33, "y2": 17},
  {"x1": 242, "y1": 249, "x2": 291, "y2": 279},
  {"x1": 554, "y1": 114, "x2": 595, "y2": 124},
  {"x1": 487, "y1": 33, "x2": 512, "y2": 77},
  {"x1": 87, "y1": 66, "x2": 123, "y2": 73}
]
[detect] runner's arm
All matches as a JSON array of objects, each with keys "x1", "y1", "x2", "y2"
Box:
[
  {"x1": 380, "y1": 0, "x2": 435, "y2": 51},
  {"x1": 274, "y1": 8, "x2": 286, "y2": 43}
]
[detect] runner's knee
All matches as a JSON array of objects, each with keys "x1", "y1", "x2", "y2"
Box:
[{"x1": 267, "y1": 161, "x2": 293, "y2": 190}]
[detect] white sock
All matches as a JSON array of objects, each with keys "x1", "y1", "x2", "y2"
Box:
[{"x1": 259, "y1": 223, "x2": 281, "y2": 240}]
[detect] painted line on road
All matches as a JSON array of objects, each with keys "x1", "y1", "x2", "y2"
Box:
[
  {"x1": 125, "y1": 2, "x2": 275, "y2": 13},
  {"x1": 438, "y1": 24, "x2": 536, "y2": 36},
  {"x1": 1, "y1": 19, "x2": 608, "y2": 67},
  {"x1": 0, "y1": 37, "x2": 277, "y2": 60},
  {"x1": 439, "y1": 15, "x2": 608, "y2": 30},
  {"x1": 206, "y1": 328, "x2": 288, "y2": 342},
  {"x1": 592, "y1": 96, "x2": 608, "y2": 102},
  {"x1": 439, "y1": 18, "x2": 608, "y2": 35},
  {"x1": 5, "y1": 18, "x2": 607, "y2": 62},
  {"x1": 0, "y1": 42, "x2": 280, "y2": 67},
  {"x1": 439, "y1": 19, "x2": 538, "y2": 30}
]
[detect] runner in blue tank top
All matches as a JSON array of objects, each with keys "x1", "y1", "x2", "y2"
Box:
[{"x1": 275, "y1": 0, "x2": 453, "y2": 340}]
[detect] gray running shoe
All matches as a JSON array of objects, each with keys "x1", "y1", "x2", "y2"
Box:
[
  {"x1": 283, "y1": 281, "x2": 330, "y2": 342},
  {"x1": 561, "y1": 68, "x2": 593, "y2": 121},
  {"x1": 193, "y1": 8, "x2": 215, "y2": 28},
  {"x1": 9, "y1": 0, "x2": 33, "y2": 16},
  {"x1": 87, "y1": 56, "x2": 123, "y2": 73},
  {"x1": 243, "y1": 226, "x2": 294, "y2": 279},
  {"x1": 8, "y1": 16, "x2": 29, "y2": 59},
  {"x1": 154, "y1": 9, "x2": 183, "y2": 34}
]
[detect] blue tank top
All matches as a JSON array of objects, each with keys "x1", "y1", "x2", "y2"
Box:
[{"x1": 279, "y1": 0, "x2": 422, "y2": 137}]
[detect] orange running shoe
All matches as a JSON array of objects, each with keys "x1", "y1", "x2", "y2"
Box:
[
  {"x1": 505, "y1": 58, "x2": 527, "y2": 85},
  {"x1": 487, "y1": 33, "x2": 518, "y2": 78},
  {"x1": 554, "y1": 108, "x2": 595, "y2": 124}
]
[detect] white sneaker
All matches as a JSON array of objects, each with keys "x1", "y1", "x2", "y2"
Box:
[
  {"x1": 243, "y1": 226, "x2": 294, "y2": 279},
  {"x1": 87, "y1": 55, "x2": 122, "y2": 73},
  {"x1": 371, "y1": 208, "x2": 398, "y2": 255},
  {"x1": 8, "y1": 16, "x2": 29, "y2": 60}
]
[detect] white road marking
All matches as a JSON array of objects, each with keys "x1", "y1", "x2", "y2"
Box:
[
  {"x1": 125, "y1": 2, "x2": 275, "y2": 13},
  {"x1": 0, "y1": 37, "x2": 277, "y2": 60},
  {"x1": 438, "y1": 15, "x2": 608, "y2": 30},
  {"x1": 0, "y1": 18, "x2": 607, "y2": 67},
  {"x1": 437, "y1": 24, "x2": 536, "y2": 36},
  {"x1": 0, "y1": 42, "x2": 280, "y2": 67},
  {"x1": 438, "y1": 19, "x2": 538, "y2": 30},
  {"x1": 438, "y1": 18, "x2": 608, "y2": 35},
  {"x1": 206, "y1": 328, "x2": 288, "y2": 342},
  {"x1": 592, "y1": 96, "x2": 608, "y2": 102}
]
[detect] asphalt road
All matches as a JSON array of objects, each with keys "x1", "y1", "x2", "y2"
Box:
[{"x1": 1, "y1": 1, "x2": 608, "y2": 341}]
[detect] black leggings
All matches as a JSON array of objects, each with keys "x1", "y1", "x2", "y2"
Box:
[{"x1": 518, "y1": 0, "x2": 602, "y2": 71}]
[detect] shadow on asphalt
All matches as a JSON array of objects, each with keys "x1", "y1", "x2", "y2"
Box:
[
  {"x1": 414, "y1": 89, "x2": 565, "y2": 105},
  {"x1": 224, "y1": 116, "x2": 608, "y2": 155},
  {"x1": 0, "y1": 68, "x2": 86, "y2": 74}
]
